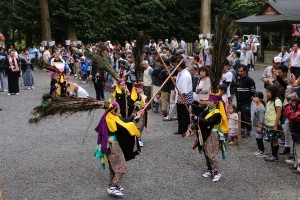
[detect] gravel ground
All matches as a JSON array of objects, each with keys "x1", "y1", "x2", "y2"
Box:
[{"x1": 0, "y1": 65, "x2": 299, "y2": 200}]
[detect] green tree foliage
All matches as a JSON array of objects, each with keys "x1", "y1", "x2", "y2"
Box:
[
  {"x1": 0, "y1": 0, "x2": 40, "y2": 46},
  {"x1": 0, "y1": 0, "x2": 264, "y2": 47}
]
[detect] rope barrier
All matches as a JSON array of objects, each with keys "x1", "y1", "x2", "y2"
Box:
[{"x1": 190, "y1": 103, "x2": 293, "y2": 135}]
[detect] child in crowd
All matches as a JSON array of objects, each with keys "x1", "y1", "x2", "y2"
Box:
[
  {"x1": 219, "y1": 84, "x2": 229, "y2": 112},
  {"x1": 113, "y1": 79, "x2": 130, "y2": 118},
  {"x1": 252, "y1": 91, "x2": 266, "y2": 157},
  {"x1": 93, "y1": 70, "x2": 105, "y2": 101},
  {"x1": 264, "y1": 85, "x2": 282, "y2": 162},
  {"x1": 228, "y1": 104, "x2": 238, "y2": 145},
  {"x1": 154, "y1": 92, "x2": 162, "y2": 114},
  {"x1": 80, "y1": 57, "x2": 88, "y2": 83},
  {"x1": 130, "y1": 83, "x2": 148, "y2": 147}
]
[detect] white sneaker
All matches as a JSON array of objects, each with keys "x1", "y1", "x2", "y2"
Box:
[
  {"x1": 82, "y1": 81, "x2": 87, "y2": 84},
  {"x1": 16, "y1": 93, "x2": 19, "y2": 95},
  {"x1": 4, "y1": 89, "x2": 7, "y2": 92},
  {"x1": 253, "y1": 150, "x2": 262, "y2": 156},
  {"x1": 117, "y1": 185, "x2": 124, "y2": 191},
  {"x1": 255, "y1": 151, "x2": 267, "y2": 158},
  {"x1": 138, "y1": 139, "x2": 144, "y2": 147},
  {"x1": 107, "y1": 186, "x2": 123, "y2": 196},
  {"x1": 7, "y1": 93, "x2": 11, "y2": 96},
  {"x1": 285, "y1": 159, "x2": 295, "y2": 165},
  {"x1": 213, "y1": 173, "x2": 221, "y2": 182},
  {"x1": 28, "y1": 87, "x2": 31, "y2": 90},
  {"x1": 202, "y1": 170, "x2": 213, "y2": 178},
  {"x1": 31, "y1": 86, "x2": 35, "y2": 90}
]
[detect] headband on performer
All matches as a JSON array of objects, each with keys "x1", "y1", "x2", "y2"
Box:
[
  {"x1": 131, "y1": 83, "x2": 143, "y2": 102},
  {"x1": 113, "y1": 80, "x2": 126, "y2": 99},
  {"x1": 117, "y1": 79, "x2": 125, "y2": 85},
  {"x1": 208, "y1": 93, "x2": 222, "y2": 102},
  {"x1": 133, "y1": 83, "x2": 144, "y2": 89}
]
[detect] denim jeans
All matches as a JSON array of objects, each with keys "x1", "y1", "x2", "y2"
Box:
[{"x1": 0, "y1": 71, "x2": 5, "y2": 89}]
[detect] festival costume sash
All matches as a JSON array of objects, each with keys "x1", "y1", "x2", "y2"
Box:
[
  {"x1": 106, "y1": 112, "x2": 141, "y2": 137},
  {"x1": 204, "y1": 102, "x2": 228, "y2": 134}
]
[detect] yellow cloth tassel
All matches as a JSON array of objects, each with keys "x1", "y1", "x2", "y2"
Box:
[
  {"x1": 106, "y1": 112, "x2": 141, "y2": 137},
  {"x1": 103, "y1": 153, "x2": 108, "y2": 164},
  {"x1": 60, "y1": 75, "x2": 64, "y2": 83},
  {"x1": 131, "y1": 87, "x2": 138, "y2": 102},
  {"x1": 204, "y1": 103, "x2": 229, "y2": 134},
  {"x1": 218, "y1": 101, "x2": 229, "y2": 134},
  {"x1": 113, "y1": 84, "x2": 122, "y2": 100}
]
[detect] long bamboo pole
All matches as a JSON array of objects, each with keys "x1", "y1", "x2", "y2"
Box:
[
  {"x1": 159, "y1": 55, "x2": 191, "y2": 114},
  {"x1": 141, "y1": 59, "x2": 183, "y2": 112}
]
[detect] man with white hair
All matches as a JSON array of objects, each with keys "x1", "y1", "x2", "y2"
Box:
[
  {"x1": 106, "y1": 41, "x2": 114, "y2": 49},
  {"x1": 164, "y1": 39, "x2": 170, "y2": 49},
  {"x1": 142, "y1": 60, "x2": 153, "y2": 104}
]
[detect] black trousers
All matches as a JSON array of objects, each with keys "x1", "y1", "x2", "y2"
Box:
[
  {"x1": 126, "y1": 82, "x2": 133, "y2": 93},
  {"x1": 144, "y1": 86, "x2": 152, "y2": 108},
  {"x1": 7, "y1": 72, "x2": 19, "y2": 93},
  {"x1": 177, "y1": 103, "x2": 190, "y2": 134},
  {"x1": 94, "y1": 85, "x2": 104, "y2": 100},
  {"x1": 237, "y1": 102, "x2": 252, "y2": 132}
]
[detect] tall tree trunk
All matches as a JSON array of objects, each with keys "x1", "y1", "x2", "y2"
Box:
[
  {"x1": 17, "y1": 31, "x2": 22, "y2": 44},
  {"x1": 200, "y1": 0, "x2": 211, "y2": 37},
  {"x1": 25, "y1": 29, "x2": 33, "y2": 48},
  {"x1": 39, "y1": 0, "x2": 51, "y2": 41},
  {"x1": 67, "y1": 24, "x2": 78, "y2": 41},
  {"x1": 11, "y1": 30, "x2": 15, "y2": 47}
]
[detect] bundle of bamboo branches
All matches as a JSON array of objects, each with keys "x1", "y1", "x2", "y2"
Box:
[
  {"x1": 88, "y1": 52, "x2": 120, "y2": 81},
  {"x1": 29, "y1": 94, "x2": 109, "y2": 123},
  {"x1": 85, "y1": 42, "x2": 121, "y2": 81},
  {"x1": 211, "y1": 15, "x2": 237, "y2": 93},
  {"x1": 133, "y1": 31, "x2": 148, "y2": 82}
]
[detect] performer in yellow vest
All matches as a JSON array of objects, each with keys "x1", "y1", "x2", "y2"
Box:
[
  {"x1": 94, "y1": 101, "x2": 143, "y2": 197},
  {"x1": 129, "y1": 83, "x2": 148, "y2": 147},
  {"x1": 192, "y1": 93, "x2": 228, "y2": 182}
]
